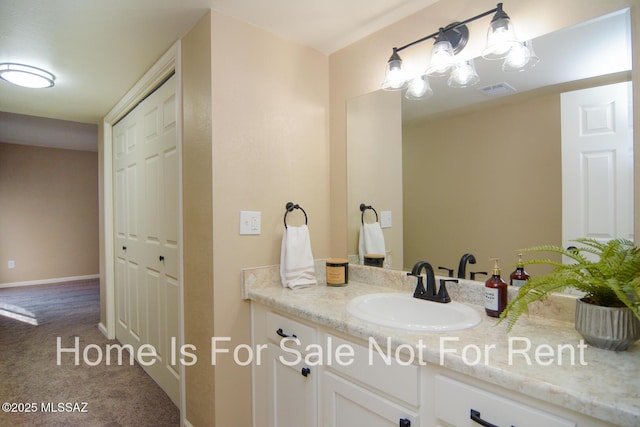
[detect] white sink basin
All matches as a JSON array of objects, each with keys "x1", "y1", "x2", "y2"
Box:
[{"x1": 346, "y1": 293, "x2": 481, "y2": 332}]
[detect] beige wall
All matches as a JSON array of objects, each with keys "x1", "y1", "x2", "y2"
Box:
[
  {"x1": 182, "y1": 12, "x2": 215, "y2": 426},
  {"x1": 0, "y1": 142, "x2": 99, "y2": 284},
  {"x1": 177, "y1": 10, "x2": 331, "y2": 426},
  {"x1": 401, "y1": 73, "x2": 631, "y2": 275},
  {"x1": 329, "y1": 0, "x2": 640, "y2": 259},
  {"x1": 403, "y1": 92, "x2": 561, "y2": 275},
  {"x1": 209, "y1": 10, "x2": 329, "y2": 426},
  {"x1": 347, "y1": 89, "x2": 403, "y2": 267}
]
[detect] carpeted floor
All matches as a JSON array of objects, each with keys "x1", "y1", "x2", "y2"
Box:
[{"x1": 0, "y1": 279, "x2": 180, "y2": 426}]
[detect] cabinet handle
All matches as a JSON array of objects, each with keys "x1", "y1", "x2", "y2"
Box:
[
  {"x1": 470, "y1": 409, "x2": 509, "y2": 427},
  {"x1": 399, "y1": 418, "x2": 411, "y2": 427},
  {"x1": 123, "y1": 246, "x2": 127, "y2": 251},
  {"x1": 159, "y1": 255, "x2": 165, "y2": 262},
  {"x1": 276, "y1": 328, "x2": 297, "y2": 339},
  {"x1": 301, "y1": 367, "x2": 310, "y2": 377}
]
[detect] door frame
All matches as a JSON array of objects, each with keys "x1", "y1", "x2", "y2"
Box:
[{"x1": 100, "y1": 42, "x2": 185, "y2": 413}]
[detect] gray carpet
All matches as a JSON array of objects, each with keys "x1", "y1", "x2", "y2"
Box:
[{"x1": 0, "y1": 279, "x2": 180, "y2": 426}]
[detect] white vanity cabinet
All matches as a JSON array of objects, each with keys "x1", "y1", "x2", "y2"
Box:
[
  {"x1": 433, "y1": 375, "x2": 575, "y2": 427},
  {"x1": 252, "y1": 304, "x2": 318, "y2": 427},
  {"x1": 251, "y1": 302, "x2": 623, "y2": 427},
  {"x1": 425, "y1": 369, "x2": 619, "y2": 427},
  {"x1": 265, "y1": 343, "x2": 317, "y2": 427},
  {"x1": 321, "y1": 334, "x2": 420, "y2": 427}
]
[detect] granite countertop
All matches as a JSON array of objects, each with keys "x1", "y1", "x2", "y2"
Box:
[{"x1": 242, "y1": 263, "x2": 640, "y2": 426}]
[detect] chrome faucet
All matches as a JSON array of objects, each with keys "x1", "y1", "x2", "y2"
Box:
[{"x1": 407, "y1": 261, "x2": 456, "y2": 303}]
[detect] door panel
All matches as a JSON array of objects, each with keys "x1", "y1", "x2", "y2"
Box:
[
  {"x1": 561, "y1": 81, "x2": 634, "y2": 251},
  {"x1": 113, "y1": 74, "x2": 180, "y2": 406}
]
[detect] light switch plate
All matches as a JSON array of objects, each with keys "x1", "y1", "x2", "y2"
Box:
[
  {"x1": 380, "y1": 211, "x2": 392, "y2": 228},
  {"x1": 240, "y1": 211, "x2": 261, "y2": 235}
]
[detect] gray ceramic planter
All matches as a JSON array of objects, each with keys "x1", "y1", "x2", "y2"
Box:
[{"x1": 575, "y1": 298, "x2": 640, "y2": 351}]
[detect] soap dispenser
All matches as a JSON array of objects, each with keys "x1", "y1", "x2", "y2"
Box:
[
  {"x1": 484, "y1": 258, "x2": 508, "y2": 318},
  {"x1": 510, "y1": 253, "x2": 530, "y2": 288}
]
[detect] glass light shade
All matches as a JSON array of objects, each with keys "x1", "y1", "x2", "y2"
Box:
[
  {"x1": 381, "y1": 51, "x2": 407, "y2": 90},
  {"x1": 426, "y1": 39, "x2": 454, "y2": 76},
  {"x1": 502, "y1": 40, "x2": 540, "y2": 72},
  {"x1": 482, "y1": 16, "x2": 519, "y2": 60},
  {"x1": 0, "y1": 63, "x2": 55, "y2": 88},
  {"x1": 447, "y1": 60, "x2": 480, "y2": 88},
  {"x1": 405, "y1": 75, "x2": 433, "y2": 100}
]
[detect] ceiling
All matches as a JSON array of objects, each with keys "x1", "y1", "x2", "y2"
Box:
[
  {"x1": 0, "y1": 0, "x2": 436, "y2": 121},
  {"x1": 0, "y1": 1, "x2": 632, "y2": 151}
]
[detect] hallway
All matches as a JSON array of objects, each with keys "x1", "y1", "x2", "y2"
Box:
[{"x1": 0, "y1": 279, "x2": 180, "y2": 426}]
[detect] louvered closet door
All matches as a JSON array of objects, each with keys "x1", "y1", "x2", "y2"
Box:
[{"x1": 113, "y1": 74, "x2": 180, "y2": 406}]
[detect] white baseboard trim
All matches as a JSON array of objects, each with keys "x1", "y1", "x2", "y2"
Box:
[
  {"x1": 98, "y1": 322, "x2": 109, "y2": 338},
  {"x1": 0, "y1": 274, "x2": 99, "y2": 288}
]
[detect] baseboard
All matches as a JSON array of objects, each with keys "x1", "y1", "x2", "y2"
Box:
[
  {"x1": 98, "y1": 322, "x2": 109, "y2": 338},
  {"x1": 0, "y1": 274, "x2": 99, "y2": 288}
]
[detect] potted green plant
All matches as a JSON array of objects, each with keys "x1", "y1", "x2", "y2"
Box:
[{"x1": 500, "y1": 238, "x2": 640, "y2": 351}]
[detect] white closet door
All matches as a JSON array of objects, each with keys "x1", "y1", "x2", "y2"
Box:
[
  {"x1": 113, "y1": 74, "x2": 180, "y2": 406},
  {"x1": 561, "y1": 81, "x2": 634, "y2": 253}
]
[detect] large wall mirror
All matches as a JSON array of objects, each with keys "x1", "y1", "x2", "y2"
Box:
[{"x1": 347, "y1": 9, "x2": 633, "y2": 276}]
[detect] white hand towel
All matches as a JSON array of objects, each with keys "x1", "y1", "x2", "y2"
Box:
[
  {"x1": 358, "y1": 222, "x2": 386, "y2": 264},
  {"x1": 280, "y1": 225, "x2": 317, "y2": 289}
]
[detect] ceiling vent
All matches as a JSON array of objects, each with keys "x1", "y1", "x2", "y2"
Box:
[{"x1": 478, "y1": 82, "x2": 517, "y2": 97}]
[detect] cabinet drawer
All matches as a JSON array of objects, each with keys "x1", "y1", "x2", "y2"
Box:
[
  {"x1": 434, "y1": 375, "x2": 575, "y2": 427},
  {"x1": 325, "y1": 334, "x2": 420, "y2": 407},
  {"x1": 266, "y1": 311, "x2": 317, "y2": 352},
  {"x1": 323, "y1": 371, "x2": 418, "y2": 427}
]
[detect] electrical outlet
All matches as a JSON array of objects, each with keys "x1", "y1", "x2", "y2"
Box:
[
  {"x1": 8, "y1": 260, "x2": 15, "y2": 269},
  {"x1": 239, "y1": 211, "x2": 261, "y2": 235}
]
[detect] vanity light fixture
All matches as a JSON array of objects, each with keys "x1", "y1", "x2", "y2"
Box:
[
  {"x1": 448, "y1": 59, "x2": 480, "y2": 88},
  {"x1": 424, "y1": 28, "x2": 456, "y2": 77},
  {"x1": 381, "y1": 3, "x2": 536, "y2": 100},
  {"x1": 405, "y1": 74, "x2": 433, "y2": 100},
  {"x1": 481, "y1": 3, "x2": 520, "y2": 60},
  {"x1": 0, "y1": 63, "x2": 55, "y2": 88},
  {"x1": 502, "y1": 40, "x2": 539, "y2": 72}
]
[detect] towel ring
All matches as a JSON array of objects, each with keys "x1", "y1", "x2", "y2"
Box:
[
  {"x1": 360, "y1": 203, "x2": 379, "y2": 225},
  {"x1": 284, "y1": 202, "x2": 308, "y2": 229}
]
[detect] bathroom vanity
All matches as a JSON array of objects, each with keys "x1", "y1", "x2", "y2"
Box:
[{"x1": 244, "y1": 263, "x2": 639, "y2": 427}]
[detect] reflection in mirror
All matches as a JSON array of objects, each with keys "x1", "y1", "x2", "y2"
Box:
[{"x1": 347, "y1": 9, "x2": 633, "y2": 277}]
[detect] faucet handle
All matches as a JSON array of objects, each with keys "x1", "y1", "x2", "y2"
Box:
[
  {"x1": 437, "y1": 279, "x2": 457, "y2": 303},
  {"x1": 470, "y1": 271, "x2": 488, "y2": 280},
  {"x1": 408, "y1": 272, "x2": 427, "y2": 298},
  {"x1": 438, "y1": 266, "x2": 454, "y2": 277}
]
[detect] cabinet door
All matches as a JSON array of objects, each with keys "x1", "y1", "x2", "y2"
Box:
[
  {"x1": 267, "y1": 343, "x2": 317, "y2": 427},
  {"x1": 434, "y1": 375, "x2": 575, "y2": 427},
  {"x1": 323, "y1": 371, "x2": 418, "y2": 427}
]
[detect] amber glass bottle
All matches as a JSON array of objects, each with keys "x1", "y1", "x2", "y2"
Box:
[
  {"x1": 510, "y1": 253, "x2": 530, "y2": 288},
  {"x1": 484, "y1": 259, "x2": 508, "y2": 318}
]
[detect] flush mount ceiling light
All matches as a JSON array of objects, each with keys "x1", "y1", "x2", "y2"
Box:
[
  {"x1": 381, "y1": 2, "x2": 537, "y2": 101},
  {"x1": 0, "y1": 63, "x2": 55, "y2": 88}
]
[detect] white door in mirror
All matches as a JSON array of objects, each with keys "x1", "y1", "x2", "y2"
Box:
[{"x1": 561, "y1": 81, "x2": 634, "y2": 253}]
